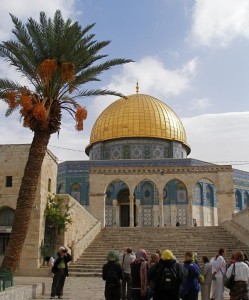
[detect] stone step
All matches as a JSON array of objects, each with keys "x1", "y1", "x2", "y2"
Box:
[{"x1": 69, "y1": 226, "x2": 249, "y2": 277}]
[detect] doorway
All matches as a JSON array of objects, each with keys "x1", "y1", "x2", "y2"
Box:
[
  {"x1": 117, "y1": 189, "x2": 130, "y2": 227},
  {"x1": 120, "y1": 205, "x2": 130, "y2": 227}
]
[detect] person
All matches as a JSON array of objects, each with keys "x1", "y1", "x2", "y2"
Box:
[
  {"x1": 50, "y1": 246, "x2": 71, "y2": 299},
  {"x1": 176, "y1": 221, "x2": 180, "y2": 227},
  {"x1": 130, "y1": 249, "x2": 149, "y2": 300},
  {"x1": 243, "y1": 253, "x2": 249, "y2": 266},
  {"x1": 120, "y1": 247, "x2": 136, "y2": 300},
  {"x1": 147, "y1": 253, "x2": 160, "y2": 300},
  {"x1": 200, "y1": 256, "x2": 212, "y2": 300},
  {"x1": 102, "y1": 250, "x2": 123, "y2": 300},
  {"x1": 181, "y1": 251, "x2": 200, "y2": 300},
  {"x1": 45, "y1": 256, "x2": 55, "y2": 277},
  {"x1": 226, "y1": 251, "x2": 249, "y2": 300},
  {"x1": 213, "y1": 248, "x2": 226, "y2": 300},
  {"x1": 148, "y1": 253, "x2": 160, "y2": 269},
  {"x1": 149, "y1": 249, "x2": 187, "y2": 300},
  {"x1": 210, "y1": 255, "x2": 218, "y2": 300}
]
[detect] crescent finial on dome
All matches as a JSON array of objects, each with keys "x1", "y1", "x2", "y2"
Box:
[{"x1": 136, "y1": 79, "x2": 139, "y2": 94}]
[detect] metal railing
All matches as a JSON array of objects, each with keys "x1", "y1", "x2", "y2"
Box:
[{"x1": 0, "y1": 270, "x2": 13, "y2": 291}]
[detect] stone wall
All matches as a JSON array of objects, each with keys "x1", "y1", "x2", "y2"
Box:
[
  {"x1": 59, "y1": 195, "x2": 101, "y2": 263},
  {"x1": 0, "y1": 144, "x2": 58, "y2": 275},
  {"x1": 221, "y1": 208, "x2": 249, "y2": 247},
  {"x1": 89, "y1": 164, "x2": 234, "y2": 227},
  {"x1": 232, "y1": 208, "x2": 249, "y2": 231}
]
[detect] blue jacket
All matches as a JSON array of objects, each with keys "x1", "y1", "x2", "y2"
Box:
[{"x1": 182, "y1": 260, "x2": 200, "y2": 294}]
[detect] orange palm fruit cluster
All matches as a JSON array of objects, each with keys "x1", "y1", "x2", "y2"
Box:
[
  {"x1": 75, "y1": 105, "x2": 87, "y2": 131},
  {"x1": 61, "y1": 62, "x2": 75, "y2": 82},
  {"x1": 20, "y1": 95, "x2": 33, "y2": 111},
  {"x1": 4, "y1": 91, "x2": 17, "y2": 109},
  {"x1": 39, "y1": 59, "x2": 58, "y2": 85},
  {"x1": 32, "y1": 103, "x2": 48, "y2": 122}
]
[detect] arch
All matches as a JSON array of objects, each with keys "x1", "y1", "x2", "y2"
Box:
[
  {"x1": 134, "y1": 180, "x2": 159, "y2": 205},
  {"x1": 70, "y1": 182, "x2": 81, "y2": 202},
  {"x1": 163, "y1": 179, "x2": 188, "y2": 205},
  {"x1": 193, "y1": 179, "x2": 216, "y2": 207},
  {"x1": 105, "y1": 180, "x2": 129, "y2": 205},
  {"x1": 57, "y1": 183, "x2": 64, "y2": 194},
  {"x1": 235, "y1": 190, "x2": 242, "y2": 210},
  {"x1": 243, "y1": 191, "x2": 249, "y2": 208},
  {"x1": 194, "y1": 183, "x2": 203, "y2": 205},
  {"x1": 0, "y1": 206, "x2": 15, "y2": 226}
]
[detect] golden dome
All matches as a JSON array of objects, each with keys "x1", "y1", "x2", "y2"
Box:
[{"x1": 87, "y1": 94, "x2": 190, "y2": 153}]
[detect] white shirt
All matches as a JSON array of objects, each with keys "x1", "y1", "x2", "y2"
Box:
[
  {"x1": 226, "y1": 262, "x2": 249, "y2": 282},
  {"x1": 119, "y1": 252, "x2": 136, "y2": 274},
  {"x1": 210, "y1": 257, "x2": 217, "y2": 274},
  {"x1": 215, "y1": 255, "x2": 226, "y2": 278}
]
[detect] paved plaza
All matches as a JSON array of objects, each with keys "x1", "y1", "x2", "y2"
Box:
[{"x1": 15, "y1": 276, "x2": 230, "y2": 300}]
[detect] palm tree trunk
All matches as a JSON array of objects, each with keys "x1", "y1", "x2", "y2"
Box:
[{"x1": 0, "y1": 130, "x2": 51, "y2": 272}]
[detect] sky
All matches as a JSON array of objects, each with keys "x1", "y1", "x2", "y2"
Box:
[{"x1": 0, "y1": 0, "x2": 249, "y2": 171}]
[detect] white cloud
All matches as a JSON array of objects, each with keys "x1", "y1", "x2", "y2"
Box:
[
  {"x1": 90, "y1": 56, "x2": 199, "y2": 118},
  {"x1": 190, "y1": 0, "x2": 249, "y2": 47},
  {"x1": 189, "y1": 97, "x2": 212, "y2": 111},
  {"x1": 182, "y1": 111, "x2": 249, "y2": 171},
  {"x1": 0, "y1": 0, "x2": 79, "y2": 40}
]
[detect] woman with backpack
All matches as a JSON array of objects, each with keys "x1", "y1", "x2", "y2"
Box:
[
  {"x1": 149, "y1": 249, "x2": 187, "y2": 300},
  {"x1": 181, "y1": 251, "x2": 200, "y2": 300},
  {"x1": 102, "y1": 250, "x2": 123, "y2": 300}
]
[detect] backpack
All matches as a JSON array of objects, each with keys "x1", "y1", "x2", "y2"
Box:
[
  {"x1": 106, "y1": 267, "x2": 120, "y2": 289},
  {"x1": 159, "y1": 265, "x2": 178, "y2": 291}
]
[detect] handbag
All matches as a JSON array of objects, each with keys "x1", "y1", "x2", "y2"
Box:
[{"x1": 224, "y1": 264, "x2": 235, "y2": 289}]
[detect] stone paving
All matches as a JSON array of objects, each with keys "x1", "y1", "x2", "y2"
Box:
[{"x1": 14, "y1": 276, "x2": 230, "y2": 300}]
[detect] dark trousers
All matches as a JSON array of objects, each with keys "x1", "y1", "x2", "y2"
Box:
[
  {"x1": 51, "y1": 269, "x2": 66, "y2": 297},
  {"x1": 131, "y1": 289, "x2": 146, "y2": 300},
  {"x1": 105, "y1": 285, "x2": 121, "y2": 300},
  {"x1": 122, "y1": 272, "x2": 132, "y2": 300},
  {"x1": 182, "y1": 290, "x2": 199, "y2": 300}
]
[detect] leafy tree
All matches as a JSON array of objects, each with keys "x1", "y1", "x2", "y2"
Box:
[{"x1": 0, "y1": 10, "x2": 132, "y2": 271}]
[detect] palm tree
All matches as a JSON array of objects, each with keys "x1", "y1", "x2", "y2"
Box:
[{"x1": 0, "y1": 10, "x2": 132, "y2": 271}]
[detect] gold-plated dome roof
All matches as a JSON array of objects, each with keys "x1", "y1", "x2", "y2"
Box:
[{"x1": 87, "y1": 94, "x2": 190, "y2": 153}]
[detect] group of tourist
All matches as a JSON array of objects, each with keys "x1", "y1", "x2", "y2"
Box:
[{"x1": 102, "y1": 247, "x2": 249, "y2": 300}]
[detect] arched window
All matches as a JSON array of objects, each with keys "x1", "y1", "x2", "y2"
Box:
[
  {"x1": 141, "y1": 182, "x2": 154, "y2": 205},
  {"x1": 57, "y1": 183, "x2": 64, "y2": 194},
  {"x1": 244, "y1": 192, "x2": 249, "y2": 208},
  {"x1": 235, "y1": 190, "x2": 242, "y2": 210},
  {"x1": 163, "y1": 180, "x2": 187, "y2": 205},
  {"x1": 0, "y1": 207, "x2": 14, "y2": 226},
  {"x1": 194, "y1": 183, "x2": 202, "y2": 205},
  {"x1": 176, "y1": 181, "x2": 187, "y2": 204},
  {"x1": 135, "y1": 181, "x2": 159, "y2": 205},
  {"x1": 70, "y1": 183, "x2": 81, "y2": 202},
  {"x1": 206, "y1": 184, "x2": 214, "y2": 206}
]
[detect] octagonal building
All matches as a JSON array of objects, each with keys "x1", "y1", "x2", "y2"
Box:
[{"x1": 57, "y1": 90, "x2": 249, "y2": 228}]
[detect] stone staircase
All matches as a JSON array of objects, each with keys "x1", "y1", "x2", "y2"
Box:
[{"x1": 69, "y1": 226, "x2": 249, "y2": 277}]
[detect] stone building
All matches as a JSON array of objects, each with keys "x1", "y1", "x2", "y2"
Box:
[
  {"x1": 57, "y1": 92, "x2": 249, "y2": 228},
  {"x1": 0, "y1": 144, "x2": 58, "y2": 272}
]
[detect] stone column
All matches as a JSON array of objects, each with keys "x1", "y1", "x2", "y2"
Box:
[
  {"x1": 129, "y1": 195, "x2": 134, "y2": 227},
  {"x1": 187, "y1": 190, "x2": 193, "y2": 226},
  {"x1": 159, "y1": 193, "x2": 164, "y2": 227},
  {"x1": 135, "y1": 199, "x2": 140, "y2": 226},
  {"x1": 113, "y1": 200, "x2": 118, "y2": 227}
]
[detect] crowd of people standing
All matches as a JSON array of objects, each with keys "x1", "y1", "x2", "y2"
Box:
[{"x1": 102, "y1": 247, "x2": 249, "y2": 300}]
